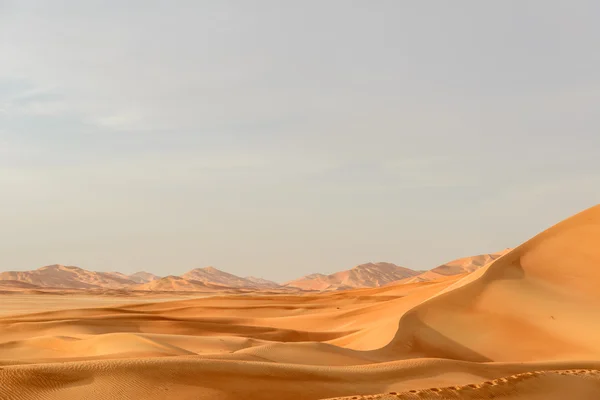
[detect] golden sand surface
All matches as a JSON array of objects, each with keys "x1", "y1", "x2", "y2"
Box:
[{"x1": 2, "y1": 205, "x2": 600, "y2": 399}]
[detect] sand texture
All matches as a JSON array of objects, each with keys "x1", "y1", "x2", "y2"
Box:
[{"x1": 1, "y1": 205, "x2": 600, "y2": 399}]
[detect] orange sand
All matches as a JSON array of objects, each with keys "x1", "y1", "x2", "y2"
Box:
[{"x1": 2, "y1": 205, "x2": 600, "y2": 399}]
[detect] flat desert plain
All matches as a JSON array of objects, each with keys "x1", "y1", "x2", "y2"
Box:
[{"x1": 2, "y1": 205, "x2": 600, "y2": 399}]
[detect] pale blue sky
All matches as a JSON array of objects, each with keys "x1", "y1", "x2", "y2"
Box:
[{"x1": 1, "y1": 1, "x2": 599, "y2": 281}]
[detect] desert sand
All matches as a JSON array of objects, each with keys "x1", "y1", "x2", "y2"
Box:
[{"x1": 1, "y1": 205, "x2": 600, "y2": 399}]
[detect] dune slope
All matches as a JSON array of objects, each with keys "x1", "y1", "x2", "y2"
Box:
[
  {"x1": 387, "y1": 204, "x2": 600, "y2": 362},
  {"x1": 2, "y1": 205, "x2": 600, "y2": 399}
]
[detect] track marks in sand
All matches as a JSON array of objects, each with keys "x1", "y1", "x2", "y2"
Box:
[{"x1": 324, "y1": 369, "x2": 600, "y2": 399}]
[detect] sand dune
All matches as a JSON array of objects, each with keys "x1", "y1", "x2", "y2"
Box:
[
  {"x1": 428, "y1": 249, "x2": 511, "y2": 276},
  {"x1": 0, "y1": 280, "x2": 41, "y2": 290},
  {"x1": 386, "y1": 205, "x2": 600, "y2": 363},
  {"x1": 1, "y1": 205, "x2": 600, "y2": 399},
  {"x1": 285, "y1": 262, "x2": 421, "y2": 290},
  {"x1": 325, "y1": 369, "x2": 600, "y2": 400},
  {"x1": 1, "y1": 357, "x2": 600, "y2": 399},
  {"x1": 128, "y1": 271, "x2": 161, "y2": 283},
  {"x1": 396, "y1": 250, "x2": 511, "y2": 285},
  {"x1": 182, "y1": 266, "x2": 280, "y2": 289},
  {"x1": 132, "y1": 275, "x2": 223, "y2": 292},
  {"x1": 0, "y1": 265, "x2": 137, "y2": 289},
  {"x1": 244, "y1": 276, "x2": 281, "y2": 288},
  {"x1": 1, "y1": 256, "x2": 496, "y2": 292},
  {"x1": 0, "y1": 266, "x2": 282, "y2": 292}
]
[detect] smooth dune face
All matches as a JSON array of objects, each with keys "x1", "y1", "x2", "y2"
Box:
[
  {"x1": 1, "y1": 205, "x2": 600, "y2": 399},
  {"x1": 389, "y1": 205, "x2": 600, "y2": 363}
]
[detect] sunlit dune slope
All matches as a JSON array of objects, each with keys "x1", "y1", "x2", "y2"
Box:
[
  {"x1": 2, "y1": 205, "x2": 600, "y2": 399},
  {"x1": 387, "y1": 204, "x2": 600, "y2": 362}
]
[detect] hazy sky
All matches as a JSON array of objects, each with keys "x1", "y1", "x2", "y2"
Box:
[{"x1": 1, "y1": 1, "x2": 599, "y2": 282}]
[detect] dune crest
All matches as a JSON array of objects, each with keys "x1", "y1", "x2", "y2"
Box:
[
  {"x1": 1, "y1": 205, "x2": 600, "y2": 399},
  {"x1": 387, "y1": 204, "x2": 600, "y2": 362}
]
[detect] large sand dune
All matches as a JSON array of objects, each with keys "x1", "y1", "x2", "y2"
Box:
[
  {"x1": 386, "y1": 205, "x2": 600, "y2": 363},
  {"x1": 1, "y1": 205, "x2": 600, "y2": 399}
]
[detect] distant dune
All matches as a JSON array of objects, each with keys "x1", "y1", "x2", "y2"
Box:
[
  {"x1": 429, "y1": 249, "x2": 511, "y2": 275},
  {"x1": 0, "y1": 265, "x2": 283, "y2": 291},
  {"x1": 0, "y1": 280, "x2": 41, "y2": 290},
  {"x1": 128, "y1": 271, "x2": 160, "y2": 283},
  {"x1": 1, "y1": 205, "x2": 600, "y2": 399},
  {"x1": 244, "y1": 276, "x2": 281, "y2": 288},
  {"x1": 0, "y1": 254, "x2": 511, "y2": 292},
  {"x1": 397, "y1": 250, "x2": 512, "y2": 284},
  {"x1": 0, "y1": 264, "x2": 137, "y2": 289},
  {"x1": 132, "y1": 276, "x2": 218, "y2": 292},
  {"x1": 284, "y1": 262, "x2": 421, "y2": 290},
  {"x1": 181, "y1": 266, "x2": 278, "y2": 289}
]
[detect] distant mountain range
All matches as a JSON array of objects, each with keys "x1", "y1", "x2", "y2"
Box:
[
  {"x1": 0, "y1": 265, "x2": 136, "y2": 289},
  {"x1": 182, "y1": 266, "x2": 279, "y2": 289},
  {"x1": 131, "y1": 276, "x2": 230, "y2": 292},
  {"x1": 283, "y1": 262, "x2": 422, "y2": 290},
  {"x1": 128, "y1": 271, "x2": 160, "y2": 284},
  {"x1": 0, "y1": 251, "x2": 510, "y2": 292},
  {"x1": 396, "y1": 249, "x2": 512, "y2": 284}
]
